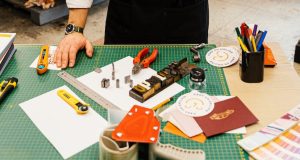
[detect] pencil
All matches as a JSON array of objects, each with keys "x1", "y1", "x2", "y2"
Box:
[{"x1": 152, "y1": 97, "x2": 173, "y2": 111}]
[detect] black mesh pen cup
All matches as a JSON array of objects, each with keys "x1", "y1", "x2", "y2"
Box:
[{"x1": 239, "y1": 48, "x2": 265, "y2": 83}]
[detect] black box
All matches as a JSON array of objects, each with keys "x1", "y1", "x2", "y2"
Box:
[{"x1": 295, "y1": 40, "x2": 300, "y2": 63}]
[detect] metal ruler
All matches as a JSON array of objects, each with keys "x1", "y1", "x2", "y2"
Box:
[{"x1": 57, "y1": 71, "x2": 118, "y2": 110}]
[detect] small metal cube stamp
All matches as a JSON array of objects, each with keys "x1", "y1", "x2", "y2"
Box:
[
  {"x1": 94, "y1": 68, "x2": 102, "y2": 73},
  {"x1": 130, "y1": 79, "x2": 133, "y2": 88},
  {"x1": 124, "y1": 75, "x2": 131, "y2": 84},
  {"x1": 116, "y1": 79, "x2": 120, "y2": 88},
  {"x1": 101, "y1": 78, "x2": 110, "y2": 88}
]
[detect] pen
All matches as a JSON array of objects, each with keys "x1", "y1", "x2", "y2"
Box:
[
  {"x1": 237, "y1": 37, "x2": 249, "y2": 53},
  {"x1": 152, "y1": 97, "x2": 173, "y2": 111},
  {"x1": 252, "y1": 24, "x2": 258, "y2": 37},
  {"x1": 245, "y1": 29, "x2": 254, "y2": 52},
  {"x1": 240, "y1": 23, "x2": 247, "y2": 39},
  {"x1": 257, "y1": 31, "x2": 267, "y2": 51},
  {"x1": 235, "y1": 27, "x2": 241, "y2": 38},
  {"x1": 255, "y1": 31, "x2": 263, "y2": 45},
  {"x1": 248, "y1": 28, "x2": 252, "y2": 36},
  {"x1": 240, "y1": 23, "x2": 245, "y2": 36},
  {"x1": 251, "y1": 35, "x2": 257, "y2": 52}
]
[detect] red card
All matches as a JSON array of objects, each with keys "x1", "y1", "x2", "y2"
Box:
[
  {"x1": 194, "y1": 97, "x2": 258, "y2": 137},
  {"x1": 112, "y1": 105, "x2": 160, "y2": 143}
]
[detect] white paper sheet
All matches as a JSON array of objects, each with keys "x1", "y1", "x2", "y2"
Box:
[
  {"x1": 77, "y1": 56, "x2": 185, "y2": 111},
  {"x1": 30, "y1": 46, "x2": 61, "y2": 70},
  {"x1": 20, "y1": 86, "x2": 108, "y2": 159},
  {"x1": 169, "y1": 110, "x2": 203, "y2": 137}
]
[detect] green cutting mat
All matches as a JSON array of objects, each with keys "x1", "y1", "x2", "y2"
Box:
[{"x1": 0, "y1": 45, "x2": 248, "y2": 160}]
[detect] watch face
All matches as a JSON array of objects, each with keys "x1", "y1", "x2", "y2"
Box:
[{"x1": 66, "y1": 24, "x2": 74, "y2": 33}]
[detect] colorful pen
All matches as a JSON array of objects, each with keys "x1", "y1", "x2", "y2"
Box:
[
  {"x1": 252, "y1": 24, "x2": 258, "y2": 37},
  {"x1": 251, "y1": 35, "x2": 257, "y2": 52},
  {"x1": 235, "y1": 27, "x2": 241, "y2": 38},
  {"x1": 237, "y1": 37, "x2": 249, "y2": 53},
  {"x1": 245, "y1": 29, "x2": 254, "y2": 52},
  {"x1": 257, "y1": 31, "x2": 267, "y2": 51},
  {"x1": 255, "y1": 31, "x2": 263, "y2": 46},
  {"x1": 240, "y1": 23, "x2": 247, "y2": 38}
]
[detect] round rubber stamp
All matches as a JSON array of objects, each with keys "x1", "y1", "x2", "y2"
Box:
[
  {"x1": 206, "y1": 47, "x2": 239, "y2": 67},
  {"x1": 176, "y1": 91, "x2": 214, "y2": 117}
]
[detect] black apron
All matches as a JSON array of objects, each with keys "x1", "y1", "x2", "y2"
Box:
[{"x1": 104, "y1": 0, "x2": 209, "y2": 44}]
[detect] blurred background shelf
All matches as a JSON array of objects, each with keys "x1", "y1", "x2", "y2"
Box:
[{"x1": 3, "y1": 0, "x2": 104, "y2": 25}]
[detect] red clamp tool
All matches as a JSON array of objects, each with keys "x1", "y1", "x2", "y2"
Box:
[{"x1": 132, "y1": 48, "x2": 158, "y2": 75}]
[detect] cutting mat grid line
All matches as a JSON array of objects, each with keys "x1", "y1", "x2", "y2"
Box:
[{"x1": 0, "y1": 45, "x2": 248, "y2": 160}]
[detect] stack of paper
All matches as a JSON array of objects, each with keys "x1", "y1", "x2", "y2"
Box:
[
  {"x1": 0, "y1": 33, "x2": 16, "y2": 76},
  {"x1": 159, "y1": 96, "x2": 249, "y2": 143},
  {"x1": 238, "y1": 104, "x2": 300, "y2": 160}
]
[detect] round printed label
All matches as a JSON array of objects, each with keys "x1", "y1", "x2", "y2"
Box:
[
  {"x1": 206, "y1": 47, "x2": 239, "y2": 67},
  {"x1": 176, "y1": 91, "x2": 214, "y2": 117}
]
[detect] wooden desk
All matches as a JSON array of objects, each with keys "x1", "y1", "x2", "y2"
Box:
[
  {"x1": 293, "y1": 62, "x2": 300, "y2": 77},
  {"x1": 224, "y1": 43, "x2": 300, "y2": 135}
]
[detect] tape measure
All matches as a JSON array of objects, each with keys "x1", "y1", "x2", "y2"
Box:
[{"x1": 57, "y1": 71, "x2": 118, "y2": 110}]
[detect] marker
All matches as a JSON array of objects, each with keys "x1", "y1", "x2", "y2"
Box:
[
  {"x1": 235, "y1": 27, "x2": 241, "y2": 38},
  {"x1": 245, "y1": 29, "x2": 254, "y2": 52},
  {"x1": 251, "y1": 35, "x2": 257, "y2": 52},
  {"x1": 252, "y1": 24, "x2": 258, "y2": 37},
  {"x1": 257, "y1": 31, "x2": 268, "y2": 51},
  {"x1": 237, "y1": 37, "x2": 249, "y2": 53},
  {"x1": 255, "y1": 31, "x2": 263, "y2": 46},
  {"x1": 248, "y1": 29, "x2": 253, "y2": 36},
  {"x1": 240, "y1": 23, "x2": 247, "y2": 37}
]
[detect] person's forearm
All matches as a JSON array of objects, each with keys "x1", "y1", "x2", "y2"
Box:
[{"x1": 68, "y1": 8, "x2": 89, "y2": 28}]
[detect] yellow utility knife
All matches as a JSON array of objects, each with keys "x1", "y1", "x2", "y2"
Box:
[
  {"x1": 36, "y1": 45, "x2": 49, "y2": 75},
  {"x1": 0, "y1": 77, "x2": 18, "y2": 103},
  {"x1": 57, "y1": 89, "x2": 89, "y2": 114}
]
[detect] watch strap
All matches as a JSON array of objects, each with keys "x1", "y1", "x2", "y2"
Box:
[{"x1": 74, "y1": 26, "x2": 84, "y2": 34}]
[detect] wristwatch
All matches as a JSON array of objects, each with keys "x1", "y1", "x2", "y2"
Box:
[{"x1": 65, "y1": 24, "x2": 84, "y2": 35}]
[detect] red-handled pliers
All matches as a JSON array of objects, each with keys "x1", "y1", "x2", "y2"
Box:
[{"x1": 132, "y1": 48, "x2": 158, "y2": 75}]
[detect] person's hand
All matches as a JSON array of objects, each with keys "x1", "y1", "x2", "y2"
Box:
[{"x1": 54, "y1": 32, "x2": 93, "y2": 68}]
